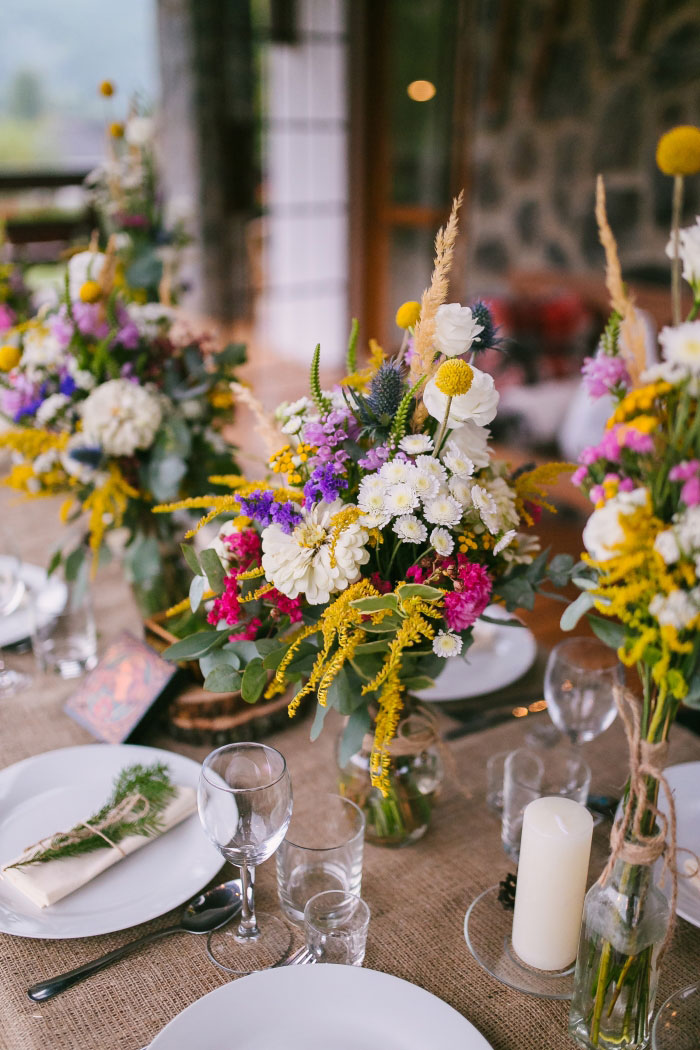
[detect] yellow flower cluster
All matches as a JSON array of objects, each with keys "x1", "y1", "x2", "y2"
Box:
[
  {"x1": 458, "y1": 529, "x2": 493, "y2": 555},
  {"x1": 435, "y1": 359, "x2": 473, "y2": 397},
  {"x1": 656, "y1": 125, "x2": 700, "y2": 177},
  {"x1": 514, "y1": 462, "x2": 572, "y2": 524},
  {"x1": 608, "y1": 382, "x2": 671, "y2": 425},
  {"x1": 269, "y1": 443, "x2": 314, "y2": 485},
  {"x1": 328, "y1": 505, "x2": 363, "y2": 567},
  {"x1": 395, "y1": 301, "x2": 421, "y2": 330},
  {"x1": 0, "y1": 344, "x2": 20, "y2": 371},
  {"x1": 82, "y1": 465, "x2": 139, "y2": 559}
]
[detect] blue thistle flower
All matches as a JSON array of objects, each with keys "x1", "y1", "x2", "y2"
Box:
[{"x1": 470, "y1": 301, "x2": 500, "y2": 352}]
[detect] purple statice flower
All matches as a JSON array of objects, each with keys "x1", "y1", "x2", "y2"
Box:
[
  {"x1": 303, "y1": 463, "x2": 348, "y2": 505},
  {"x1": 59, "y1": 373, "x2": 77, "y2": 397},
  {"x1": 670, "y1": 460, "x2": 700, "y2": 482},
  {"x1": 269, "y1": 501, "x2": 303, "y2": 533},
  {"x1": 1, "y1": 376, "x2": 43, "y2": 421},
  {"x1": 303, "y1": 407, "x2": 360, "y2": 467},
  {"x1": 49, "y1": 309, "x2": 75, "y2": 349},
  {"x1": 358, "y1": 444, "x2": 391, "y2": 470},
  {"x1": 582, "y1": 353, "x2": 630, "y2": 398},
  {"x1": 236, "y1": 490, "x2": 302, "y2": 534},
  {"x1": 73, "y1": 302, "x2": 110, "y2": 340},
  {"x1": 114, "y1": 305, "x2": 140, "y2": 350}
]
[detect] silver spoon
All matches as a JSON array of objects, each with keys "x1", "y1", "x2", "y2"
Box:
[{"x1": 27, "y1": 878, "x2": 244, "y2": 1002}]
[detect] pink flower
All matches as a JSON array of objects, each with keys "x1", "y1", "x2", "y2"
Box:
[
  {"x1": 620, "y1": 427, "x2": 653, "y2": 454},
  {"x1": 681, "y1": 476, "x2": 700, "y2": 507},
  {"x1": 590, "y1": 485, "x2": 605, "y2": 503},
  {"x1": 444, "y1": 561, "x2": 492, "y2": 631},
  {"x1": 0, "y1": 303, "x2": 16, "y2": 333},
  {"x1": 581, "y1": 353, "x2": 630, "y2": 398},
  {"x1": 670, "y1": 460, "x2": 700, "y2": 482},
  {"x1": 571, "y1": 466, "x2": 588, "y2": 487},
  {"x1": 406, "y1": 565, "x2": 426, "y2": 583},
  {"x1": 370, "y1": 572, "x2": 392, "y2": 594},
  {"x1": 228, "y1": 618, "x2": 262, "y2": 642}
]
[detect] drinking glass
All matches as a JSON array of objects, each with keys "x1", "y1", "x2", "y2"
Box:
[
  {"x1": 31, "y1": 563, "x2": 97, "y2": 678},
  {"x1": 276, "y1": 792, "x2": 364, "y2": 925},
  {"x1": 501, "y1": 747, "x2": 591, "y2": 860},
  {"x1": 0, "y1": 525, "x2": 31, "y2": 696},
  {"x1": 652, "y1": 983, "x2": 700, "y2": 1049},
  {"x1": 544, "y1": 637, "x2": 623, "y2": 746},
  {"x1": 198, "y1": 742, "x2": 293, "y2": 972},
  {"x1": 304, "y1": 890, "x2": 370, "y2": 966}
]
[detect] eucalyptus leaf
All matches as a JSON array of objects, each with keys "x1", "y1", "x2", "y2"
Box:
[
  {"x1": 396, "y1": 583, "x2": 444, "y2": 601},
  {"x1": 399, "y1": 675, "x2": 435, "y2": 691},
  {"x1": 204, "y1": 666, "x2": 242, "y2": 693},
  {"x1": 560, "y1": 591, "x2": 596, "y2": 631},
  {"x1": 189, "y1": 574, "x2": 206, "y2": 613},
  {"x1": 587, "y1": 614, "x2": 625, "y2": 650},
  {"x1": 241, "y1": 658, "x2": 267, "y2": 704},
  {"x1": 200, "y1": 548, "x2": 226, "y2": 593},
  {"x1": 181, "y1": 543, "x2": 202, "y2": 576},
  {"x1": 572, "y1": 576, "x2": 598, "y2": 591},
  {"x1": 64, "y1": 546, "x2": 85, "y2": 583},
  {"x1": 338, "y1": 707, "x2": 371, "y2": 767},
  {"x1": 310, "y1": 701, "x2": 331, "y2": 741},
  {"x1": 147, "y1": 453, "x2": 187, "y2": 504},
  {"x1": 199, "y1": 648, "x2": 241, "y2": 676},
  {"x1": 262, "y1": 646, "x2": 289, "y2": 670},
  {"x1": 164, "y1": 630, "x2": 228, "y2": 661},
  {"x1": 47, "y1": 549, "x2": 63, "y2": 577},
  {"x1": 217, "y1": 342, "x2": 247, "y2": 368}
]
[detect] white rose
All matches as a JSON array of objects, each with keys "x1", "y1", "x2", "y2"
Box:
[
  {"x1": 67, "y1": 251, "x2": 106, "y2": 301},
  {"x1": 434, "y1": 303, "x2": 484, "y2": 357},
  {"x1": 81, "y1": 379, "x2": 162, "y2": 456},
  {"x1": 125, "y1": 116, "x2": 154, "y2": 147},
  {"x1": 666, "y1": 218, "x2": 700, "y2": 290},
  {"x1": 442, "y1": 419, "x2": 491, "y2": 469},
  {"x1": 582, "y1": 488, "x2": 648, "y2": 561},
  {"x1": 423, "y1": 366, "x2": 499, "y2": 428}
]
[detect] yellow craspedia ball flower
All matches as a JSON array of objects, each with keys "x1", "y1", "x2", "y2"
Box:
[
  {"x1": 656, "y1": 125, "x2": 700, "y2": 176},
  {"x1": 395, "y1": 300, "x2": 421, "y2": 330},
  {"x1": 99, "y1": 80, "x2": 115, "y2": 97},
  {"x1": 110, "y1": 122, "x2": 125, "y2": 139},
  {"x1": 0, "y1": 344, "x2": 20, "y2": 371},
  {"x1": 79, "y1": 280, "x2": 101, "y2": 304},
  {"x1": 435, "y1": 358, "x2": 473, "y2": 397}
]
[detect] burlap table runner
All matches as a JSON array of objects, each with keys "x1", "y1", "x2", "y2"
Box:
[{"x1": 1, "y1": 493, "x2": 699, "y2": 1050}]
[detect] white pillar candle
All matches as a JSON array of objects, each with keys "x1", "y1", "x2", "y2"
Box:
[{"x1": 511, "y1": 796, "x2": 593, "y2": 971}]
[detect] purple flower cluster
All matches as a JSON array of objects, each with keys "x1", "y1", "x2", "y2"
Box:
[
  {"x1": 236, "y1": 489, "x2": 303, "y2": 534},
  {"x1": 303, "y1": 463, "x2": 348, "y2": 505},
  {"x1": 50, "y1": 303, "x2": 139, "y2": 351},
  {"x1": 670, "y1": 459, "x2": 700, "y2": 507},
  {"x1": 1, "y1": 375, "x2": 44, "y2": 422},
  {"x1": 303, "y1": 408, "x2": 359, "y2": 472},
  {"x1": 578, "y1": 424, "x2": 653, "y2": 468},
  {"x1": 581, "y1": 353, "x2": 630, "y2": 399},
  {"x1": 358, "y1": 444, "x2": 391, "y2": 470}
]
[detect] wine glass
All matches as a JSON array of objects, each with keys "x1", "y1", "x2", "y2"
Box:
[
  {"x1": 652, "y1": 983, "x2": 700, "y2": 1049},
  {"x1": 198, "y1": 742, "x2": 293, "y2": 973},
  {"x1": 544, "y1": 637, "x2": 623, "y2": 748},
  {"x1": 0, "y1": 525, "x2": 31, "y2": 697}
]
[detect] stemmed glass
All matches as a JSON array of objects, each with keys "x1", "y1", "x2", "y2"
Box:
[
  {"x1": 652, "y1": 983, "x2": 700, "y2": 1049},
  {"x1": 0, "y1": 524, "x2": 31, "y2": 697},
  {"x1": 198, "y1": 742, "x2": 293, "y2": 973},
  {"x1": 544, "y1": 637, "x2": 623, "y2": 748}
]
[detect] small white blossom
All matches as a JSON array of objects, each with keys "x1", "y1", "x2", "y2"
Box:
[
  {"x1": 125, "y1": 116, "x2": 154, "y2": 147},
  {"x1": 385, "y1": 482, "x2": 420, "y2": 516},
  {"x1": 432, "y1": 631, "x2": 463, "y2": 658},
  {"x1": 393, "y1": 515, "x2": 428, "y2": 543},
  {"x1": 379, "y1": 458, "x2": 413, "y2": 485},
  {"x1": 649, "y1": 589, "x2": 700, "y2": 630},
  {"x1": 399, "y1": 433, "x2": 433, "y2": 455},
  {"x1": 471, "y1": 484, "x2": 501, "y2": 534},
  {"x1": 412, "y1": 470, "x2": 440, "y2": 502},
  {"x1": 666, "y1": 217, "x2": 700, "y2": 291},
  {"x1": 210, "y1": 521, "x2": 238, "y2": 566},
  {"x1": 582, "y1": 488, "x2": 648, "y2": 562},
  {"x1": 449, "y1": 476, "x2": 474, "y2": 505},
  {"x1": 443, "y1": 440, "x2": 475, "y2": 478},
  {"x1": 430, "y1": 527, "x2": 454, "y2": 556},
  {"x1": 658, "y1": 322, "x2": 700, "y2": 375},
  {"x1": 181, "y1": 399, "x2": 204, "y2": 420},
  {"x1": 35, "y1": 393, "x2": 70, "y2": 425},
  {"x1": 424, "y1": 494, "x2": 462, "y2": 527},
  {"x1": 281, "y1": 416, "x2": 303, "y2": 434},
  {"x1": 493, "y1": 530, "x2": 517, "y2": 556},
  {"x1": 654, "y1": 529, "x2": 680, "y2": 565},
  {"x1": 415, "y1": 455, "x2": 447, "y2": 482},
  {"x1": 502, "y1": 533, "x2": 541, "y2": 565},
  {"x1": 443, "y1": 420, "x2": 491, "y2": 469},
  {"x1": 358, "y1": 475, "x2": 388, "y2": 519},
  {"x1": 32, "y1": 450, "x2": 59, "y2": 475}
]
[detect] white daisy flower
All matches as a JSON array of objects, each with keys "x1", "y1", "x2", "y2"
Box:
[
  {"x1": 281, "y1": 416, "x2": 303, "y2": 435},
  {"x1": 415, "y1": 455, "x2": 448, "y2": 482},
  {"x1": 424, "y1": 494, "x2": 462, "y2": 527},
  {"x1": 379, "y1": 458, "x2": 413, "y2": 485},
  {"x1": 412, "y1": 471, "x2": 440, "y2": 502},
  {"x1": 36, "y1": 393, "x2": 70, "y2": 425},
  {"x1": 493, "y1": 530, "x2": 517, "y2": 556},
  {"x1": 471, "y1": 484, "x2": 500, "y2": 534},
  {"x1": 502, "y1": 533, "x2": 541, "y2": 565},
  {"x1": 659, "y1": 322, "x2": 700, "y2": 374},
  {"x1": 261, "y1": 499, "x2": 369, "y2": 605},
  {"x1": 443, "y1": 440, "x2": 475, "y2": 478},
  {"x1": 357, "y1": 477, "x2": 390, "y2": 526},
  {"x1": 385, "y1": 482, "x2": 420, "y2": 516},
  {"x1": 649, "y1": 589, "x2": 700, "y2": 630},
  {"x1": 399, "y1": 433, "x2": 433, "y2": 455},
  {"x1": 432, "y1": 631, "x2": 463, "y2": 658},
  {"x1": 430, "y1": 527, "x2": 454, "y2": 556},
  {"x1": 393, "y1": 515, "x2": 428, "y2": 543},
  {"x1": 449, "y1": 476, "x2": 474, "y2": 505}
]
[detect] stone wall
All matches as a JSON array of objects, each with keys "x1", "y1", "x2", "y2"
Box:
[{"x1": 466, "y1": 0, "x2": 700, "y2": 293}]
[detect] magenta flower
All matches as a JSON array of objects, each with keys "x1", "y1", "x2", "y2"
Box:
[
  {"x1": 681, "y1": 476, "x2": 700, "y2": 506},
  {"x1": 0, "y1": 304, "x2": 16, "y2": 333},
  {"x1": 444, "y1": 561, "x2": 492, "y2": 631},
  {"x1": 670, "y1": 460, "x2": 700, "y2": 482},
  {"x1": 581, "y1": 353, "x2": 630, "y2": 399}
]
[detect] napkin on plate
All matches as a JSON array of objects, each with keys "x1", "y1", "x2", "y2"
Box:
[{"x1": 1, "y1": 786, "x2": 196, "y2": 908}]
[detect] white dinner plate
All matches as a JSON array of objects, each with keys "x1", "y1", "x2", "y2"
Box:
[
  {"x1": 149, "y1": 964, "x2": 494, "y2": 1050},
  {"x1": 0, "y1": 744, "x2": 223, "y2": 938},
  {"x1": 416, "y1": 605, "x2": 537, "y2": 702},
  {"x1": 665, "y1": 762, "x2": 700, "y2": 928},
  {"x1": 0, "y1": 557, "x2": 67, "y2": 648}
]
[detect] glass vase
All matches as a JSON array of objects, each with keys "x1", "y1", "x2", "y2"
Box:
[
  {"x1": 569, "y1": 857, "x2": 671, "y2": 1050},
  {"x1": 336, "y1": 705, "x2": 443, "y2": 848}
]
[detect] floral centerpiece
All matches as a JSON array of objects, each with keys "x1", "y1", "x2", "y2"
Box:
[
  {"x1": 157, "y1": 195, "x2": 572, "y2": 843},
  {"x1": 564, "y1": 126, "x2": 700, "y2": 1049},
  {"x1": 85, "y1": 80, "x2": 191, "y2": 304},
  {"x1": 0, "y1": 243, "x2": 244, "y2": 612}
]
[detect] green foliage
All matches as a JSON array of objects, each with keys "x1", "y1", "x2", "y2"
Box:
[
  {"x1": 587, "y1": 614, "x2": 625, "y2": 650},
  {"x1": 346, "y1": 318, "x2": 359, "y2": 374},
  {"x1": 204, "y1": 665, "x2": 242, "y2": 693},
  {"x1": 309, "y1": 344, "x2": 331, "y2": 413},
  {"x1": 339, "y1": 707, "x2": 371, "y2": 767},
  {"x1": 241, "y1": 658, "x2": 267, "y2": 703},
  {"x1": 181, "y1": 543, "x2": 202, "y2": 576},
  {"x1": 199, "y1": 548, "x2": 226, "y2": 593},
  {"x1": 217, "y1": 342, "x2": 247, "y2": 368},
  {"x1": 560, "y1": 590, "x2": 596, "y2": 630},
  {"x1": 390, "y1": 375, "x2": 426, "y2": 443},
  {"x1": 164, "y1": 629, "x2": 228, "y2": 661}
]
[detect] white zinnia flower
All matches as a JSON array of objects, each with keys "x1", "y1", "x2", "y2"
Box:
[
  {"x1": 125, "y1": 116, "x2": 154, "y2": 147},
  {"x1": 666, "y1": 217, "x2": 700, "y2": 291},
  {"x1": 443, "y1": 420, "x2": 491, "y2": 469},
  {"x1": 412, "y1": 470, "x2": 440, "y2": 502},
  {"x1": 35, "y1": 393, "x2": 70, "y2": 425},
  {"x1": 582, "y1": 488, "x2": 648, "y2": 562},
  {"x1": 385, "y1": 482, "x2": 420, "y2": 516},
  {"x1": 393, "y1": 515, "x2": 427, "y2": 543},
  {"x1": 502, "y1": 533, "x2": 541, "y2": 565},
  {"x1": 261, "y1": 499, "x2": 369, "y2": 605},
  {"x1": 358, "y1": 475, "x2": 389, "y2": 522},
  {"x1": 471, "y1": 484, "x2": 500, "y2": 534},
  {"x1": 449, "y1": 476, "x2": 474, "y2": 505},
  {"x1": 68, "y1": 251, "x2": 106, "y2": 301},
  {"x1": 415, "y1": 455, "x2": 447, "y2": 482},
  {"x1": 424, "y1": 494, "x2": 462, "y2": 527},
  {"x1": 399, "y1": 434, "x2": 433, "y2": 455},
  {"x1": 80, "y1": 379, "x2": 163, "y2": 456},
  {"x1": 654, "y1": 529, "x2": 680, "y2": 565},
  {"x1": 658, "y1": 322, "x2": 700, "y2": 375},
  {"x1": 649, "y1": 589, "x2": 700, "y2": 630},
  {"x1": 430, "y1": 527, "x2": 454, "y2": 556},
  {"x1": 494, "y1": 530, "x2": 517, "y2": 556},
  {"x1": 379, "y1": 458, "x2": 412, "y2": 485},
  {"x1": 432, "y1": 631, "x2": 463, "y2": 658},
  {"x1": 442, "y1": 439, "x2": 475, "y2": 478},
  {"x1": 434, "y1": 303, "x2": 484, "y2": 357},
  {"x1": 423, "y1": 366, "x2": 499, "y2": 429}
]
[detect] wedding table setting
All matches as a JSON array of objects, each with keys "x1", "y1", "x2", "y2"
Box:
[{"x1": 1, "y1": 124, "x2": 700, "y2": 1050}]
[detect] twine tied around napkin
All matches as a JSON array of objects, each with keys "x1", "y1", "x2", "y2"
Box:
[
  {"x1": 10, "y1": 792, "x2": 151, "y2": 869},
  {"x1": 599, "y1": 686, "x2": 678, "y2": 957}
]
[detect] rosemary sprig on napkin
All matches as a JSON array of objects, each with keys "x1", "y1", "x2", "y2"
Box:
[{"x1": 8, "y1": 762, "x2": 177, "y2": 869}]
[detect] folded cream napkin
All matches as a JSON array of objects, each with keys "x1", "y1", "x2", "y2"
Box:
[{"x1": 1, "y1": 786, "x2": 196, "y2": 909}]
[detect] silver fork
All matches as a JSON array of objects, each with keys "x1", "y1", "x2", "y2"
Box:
[{"x1": 277, "y1": 944, "x2": 317, "y2": 966}]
